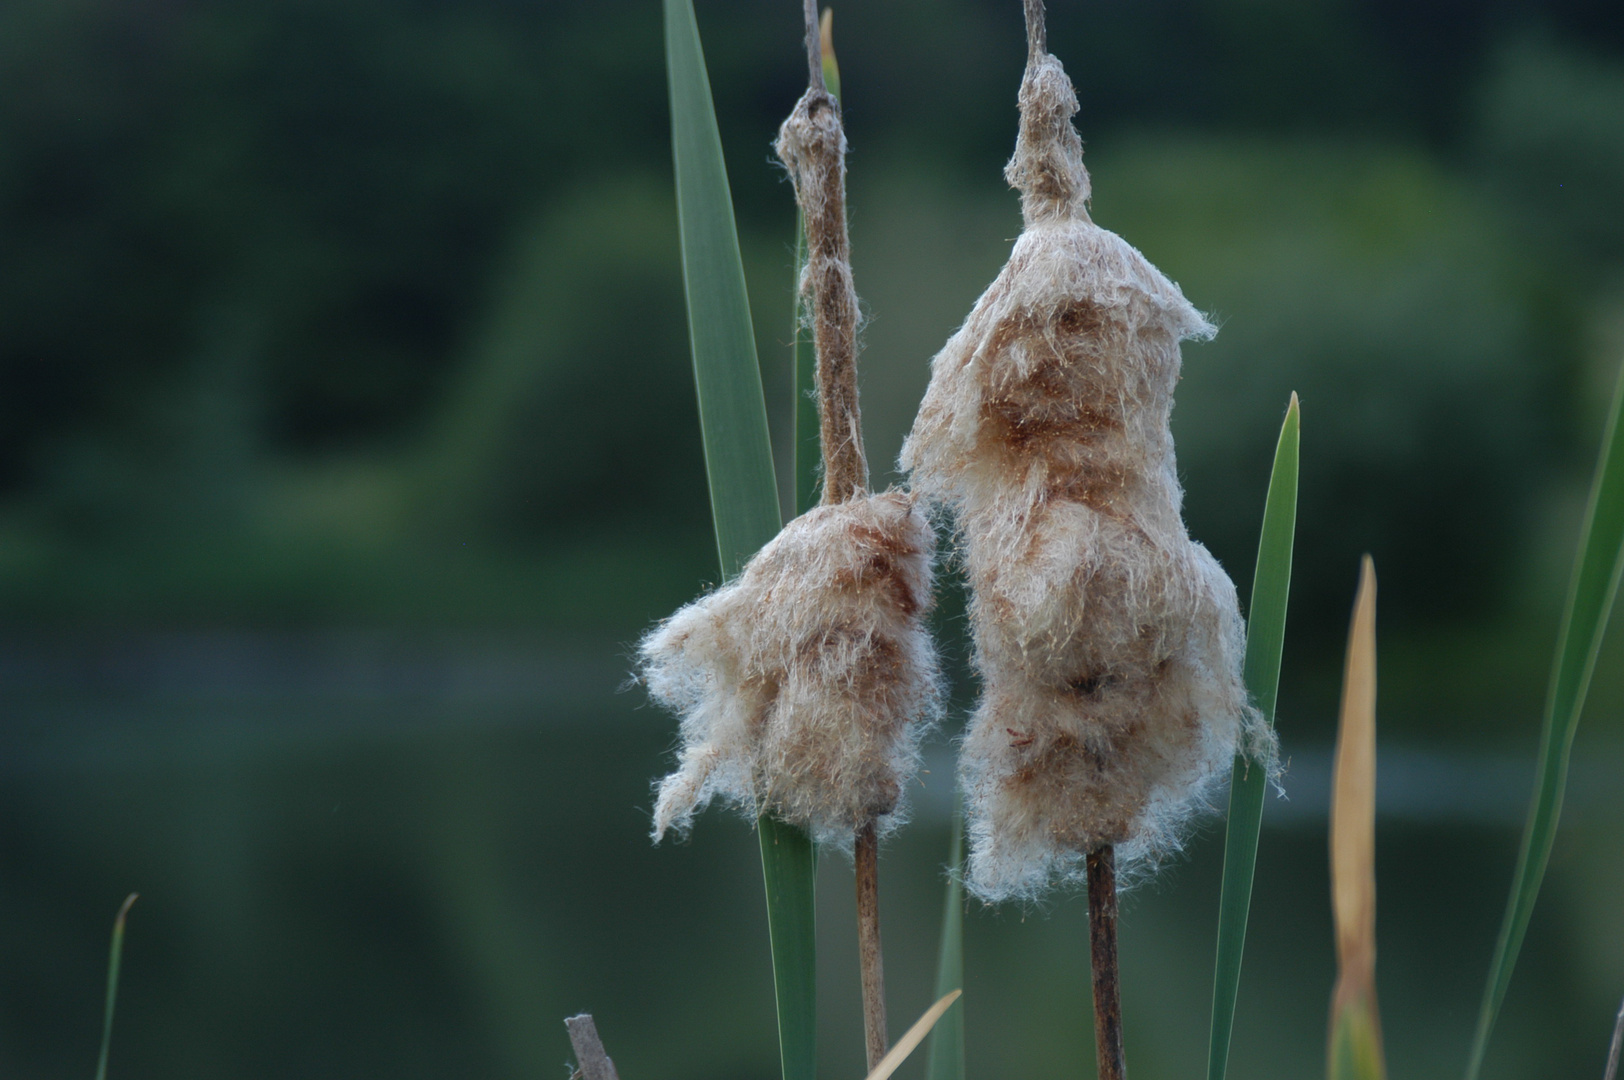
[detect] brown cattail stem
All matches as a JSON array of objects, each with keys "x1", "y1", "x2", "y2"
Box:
[
  {"x1": 855, "y1": 822, "x2": 889, "y2": 1070},
  {"x1": 1087, "y1": 846, "x2": 1127, "y2": 1080},
  {"x1": 1023, "y1": 0, "x2": 1046, "y2": 58},
  {"x1": 801, "y1": 0, "x2": 825, "y2": 91},
  {"x1": 780, "y1": 0, "x2": 867, "y2": 506},
  {"x1": 780, "y1": 8, "x2": 888, "y2": 1070}
]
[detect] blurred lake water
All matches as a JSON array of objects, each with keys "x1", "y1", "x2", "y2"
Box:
[{"x1": 2, "y1": 631, "x2": 1620, "y2": 1080}]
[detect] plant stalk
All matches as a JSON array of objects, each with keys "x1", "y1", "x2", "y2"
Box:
[
  {"x1": 856, "y1": 822, "x2": 889, "y2": 1070},
  {"x1": 1023, "y1": 0, "x2": 1046, "y2": 57},
  {"x1": 1087, "y1": 846, "x2": 1127, "y2": 1080},
  {"x1": 781, "y1": 0, "x2": 866, "y2": 507},
  {"x1": 782, "y1": 6, "x2": 890, "y2": 1071}
]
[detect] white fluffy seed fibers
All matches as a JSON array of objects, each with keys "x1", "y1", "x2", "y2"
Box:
[
  {"x1": 642, "y1": 491, "x2": 943, "y2": 847},
  {"x1": 900, "y1": 49, "x2": 1274, "y2": 902}
]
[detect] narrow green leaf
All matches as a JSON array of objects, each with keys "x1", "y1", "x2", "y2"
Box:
[
  {"x1": 758, "y1": 815, "x2": 818, "y2": 1080},
  {"x1": 1466, "y1": 360, "x2": 1624, "y2": 1080},
  {"x1": 664, "y1": 5, "x2": 814, "y2": 1080},
  {"x1": 664, "y1": 0, "x2": 781, "y2": 580},
  {"x1": 95, "y1": 893, "x2": 137, "y2": 1080},
  {"x1": 925, "y1": 799, "x2": 965, "y2": 1080},
  {"x1": 792, "y1": 212, "x2": 819, "y2": 516},
  {"x1": 1206, "y1": 392, "x2": 1300, "y2": 1080}
]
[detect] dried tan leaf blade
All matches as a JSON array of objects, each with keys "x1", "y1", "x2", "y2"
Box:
[
  {"x1": 1328, "y1": 555, "x2": 1387, "y2": 1080},
  {"x1": 863, "y1": 990, "x2": 963, "y2": 1080}
]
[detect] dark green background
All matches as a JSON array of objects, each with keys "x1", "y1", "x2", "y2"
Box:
[{"x1": 2, "y1": 1, "x2": 1622, "y2": 1077}]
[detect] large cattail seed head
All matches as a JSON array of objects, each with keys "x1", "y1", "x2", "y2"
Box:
[
  {"x1": 642, "y1": 492, "x2": 943, "y2": 847},
  {"x1": 903, "y1": 221, "x2": 1214, "y2": 522},
  {"x1": 901, "y1": 37, "x2": 1272, "y2": 902}
]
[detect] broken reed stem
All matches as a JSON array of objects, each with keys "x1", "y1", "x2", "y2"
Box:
[
  {"x1": 855, "y1": 822, "x2": 889, "y2": 1070},
  {"x1": 564, "y1": 1014, "x2": 621, "y2": 1080},
  {"x1": 788, "y1": 0, "x2": 867, "y2": 505},
  {"x1": 1087, "y1": 846, "x2": 1127, "y2": 1080}
]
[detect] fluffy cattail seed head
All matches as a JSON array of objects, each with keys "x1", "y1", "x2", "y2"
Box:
[
  {"x1": 901, "y1": 39, "x2": 1272, "y2": 902},
  {"x1": 642, "y1": 491, "x2": 943, "y2": 847}
]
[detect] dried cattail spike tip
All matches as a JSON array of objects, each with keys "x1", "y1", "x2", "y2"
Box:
[
  {"x1": 900, "y1": 30, "x2": 1274, "y2": 902},
  {"x1": 1005, "y1": 52, "x2": 1091, "y2": 225},
  {"x1": 641, "y1": 491, "x2": 943, "y2": 847},
  {"x1": 776, "y1": 76, "x2": 867, "y2": 505}
]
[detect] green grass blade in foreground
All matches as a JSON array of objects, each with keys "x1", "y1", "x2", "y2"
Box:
[
  {"x1": 792, "y1": 213, "x2": 818, "y2": 516},
  {"x1": 664, "y1": 0, "x2": 780, "y2": 580},
  {"x1": 96, "y1": 894, "x2": 137, "y2": 1080},
  {"x1": 925, "y1": 800, "x2": 966, "y2": 1080},
  {"x1": 1465, "y1": 361, "x2": 1624, "y2": 1080},
  {"x1": 665, "y1": 4, "x2": 813, "y2": 1079},
  {"x1": 759, "y1": 816, "x2": 818, "y2": 1080},
  {"x1": 1207, "y1": 392, "x2": 1300, "y2": 1080}
]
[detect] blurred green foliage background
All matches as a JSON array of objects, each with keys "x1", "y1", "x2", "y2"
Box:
[{"x1": 2, "y1": 1, "x2": 1624, "y2": 1078}]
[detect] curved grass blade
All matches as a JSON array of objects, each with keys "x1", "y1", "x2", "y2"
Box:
[
  {"x1": 664, "y1": 4, "x2": 813, "y2": 1079},
  {"x1": 1328, "y1": 558, "x2": 1387, "y2": 1080},
  {"x1": 95, "y1": 893, "x2": 138, "y2": 1080},
  {"x1": 1465, "y1": 360, "x2": 1624, "y2": 1080},
  {"x1": 1206, "y1": 392, "x2": 1300, "y2": 1080},
  {"x1": 924, "y1": 799, "x2": 965, "y2": 1080}
]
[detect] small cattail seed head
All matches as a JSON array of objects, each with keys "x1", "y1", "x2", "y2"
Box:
[{"x1": 642, "y1": 491, "x2": 944, "y2": 847}]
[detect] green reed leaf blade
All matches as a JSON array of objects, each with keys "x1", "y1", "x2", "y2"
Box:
[
  {"x1": 1465, "y1": 360, "x2": 1624, "y2": 1080},
  {"x1": 664, "y1": 5, "x2": 812, "y2": 1080},
  {"x1": 664, "y1": 0, "x2": 780, "y2": 581},
  {"x1": 925, "y1": 799, "x2": 966, "y2": 1080},
  {"x1": 758, "y1": 815, "x2": 818, "y2": 1080},
  {"x1": 95, "y1": 894, "x2": 137, "y2": 1080},
  {"x1": 1207, "y1": 392, "x2": 1299, "y2": 1080}
]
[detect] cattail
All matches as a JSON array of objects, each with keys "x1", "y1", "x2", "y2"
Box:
[
  {"x1": 643, "y1": 489, "x2": 941, "y2": 846},
  {"x1": 644, "y1": 7, "x2": 940, "y2": 1066},
  {"x1": 643, "y1": 3, "x2": 945, "y2": 851},
  {"x1": 901, "y1": 4, "x2": 1272, "y2": 903}
]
